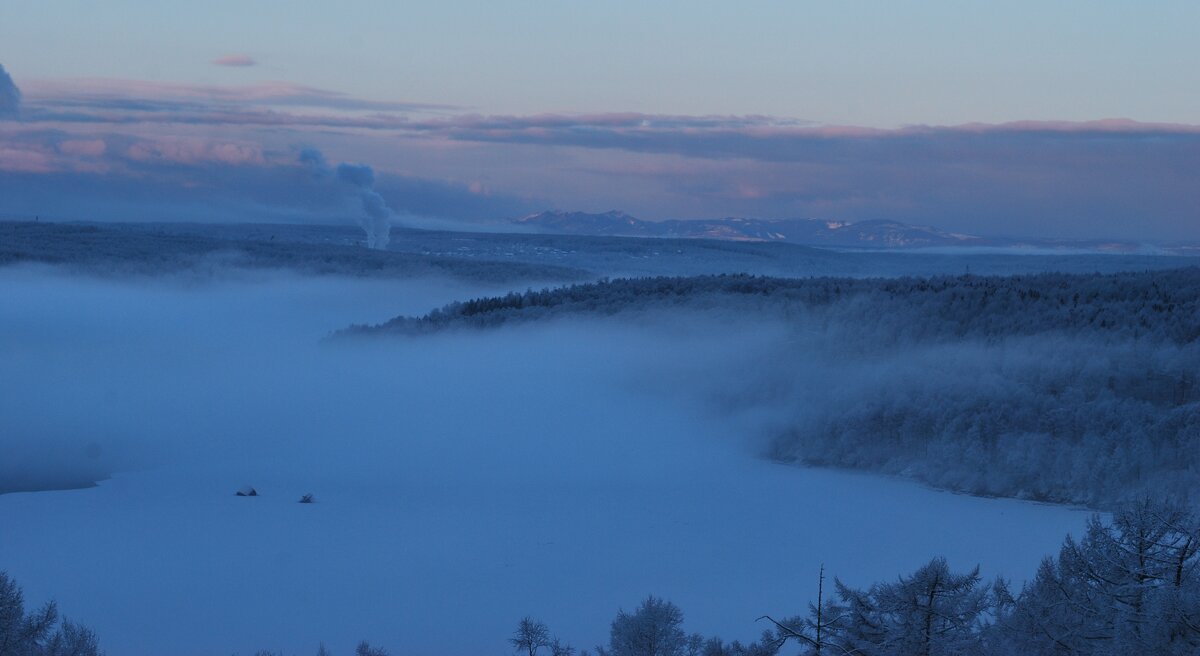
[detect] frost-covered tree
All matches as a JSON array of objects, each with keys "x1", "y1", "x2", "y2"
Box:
[
  {"x1": 549, "y1": 637, "x2": 576, "y2": 656},
  {"x1": 352, "y1": 268, "x2": 1200, "y2": 507},
  {"x1": 511, "y1": 617, "x2": 552, "y2": 656},
  {"x1": 600, "y1": 596, "x2": 688, "y2": 656},
  {"x1": 996, "y1": 499, "x2": 1200, "y2": 655},
  {"x1": 812, "y1": 558, "x2": 990, "y2": 656},
  {"x1": 508, "y1": 617, "x2": 574, "y2": 656},
  {"x1": 0, "y1": 571, "x2": 101, "y2": 656},
  {"x1": 354, "y1": 641, "x2": 387, "y2": 656},
  {"x1": 757, "y1": 501, "x2": 1197, "y2": 656},
  {"x1": 760, "y1": 565, "x2": 844, "y2": 655}
]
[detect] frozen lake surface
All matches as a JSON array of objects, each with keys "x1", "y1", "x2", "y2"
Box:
[{"x1": 0, "y1": 271, "x2": 1088, "y2": 655}]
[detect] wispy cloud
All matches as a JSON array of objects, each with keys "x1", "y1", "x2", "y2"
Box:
[
  {"x1": 212, "y1": 54, "x2": 256, "y2": 67},
  {"x1": 15, "y1": 78, "x2": 1200, "y2": 169},
  {"x1": 404, "y1": 114, "x2": 1200, "y2": 163},
  {"x1": 0, "y1": 146, "x2": 52, "y2": 173},
  {"x1": 0, "y1": 129, "x2": 277, "y2": 176},
  {"x1": 19, "y1": 77, "x2": 455, "y2": 116}
]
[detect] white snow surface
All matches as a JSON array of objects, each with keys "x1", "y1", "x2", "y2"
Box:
[{"x1": 0, "y1": 269, "x2": 1088, "y2": 655}]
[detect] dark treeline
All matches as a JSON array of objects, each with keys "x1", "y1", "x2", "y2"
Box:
[
  {"x1": 9, "y1": 501, "x2": 1198, "y2": 655},
  {"x1": 0, "y1": 221, "x2": 584, "y2": 283},
  {"x1": 347, "y1": 269, "x2": 1200, "y2": 344},
  {"x1": 344, "y1": 269, "x2": 1200, "y2": 508},
  {"x1": 520, "y1": 500, "x2": 1200, "y2": 656},
  {"x1": 238, "y1": 500, "x2": 1199, "y2": 656}
]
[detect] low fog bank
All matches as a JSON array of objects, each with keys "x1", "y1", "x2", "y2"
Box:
[
  {"x1": 0, "y1": 270, "x2": 802, "y2": 496},
  {"x1": 0, "y1": 268, "x2": 534, "y2": 493},
  {"x1": 0, "y1": 269, "x2": 1088, "y2": 654},
  {"x1": 0, "y1": 443, "x2": 107, "y2": 495},
  {"x1": 348, "y1": 271, "x2": 1200, "y2": 508},
  {"x1": 0, "y1": 267, "x2": 791, "y2": 494},
  {"x1": 770, "y1": 335, "x2": 1200, "y2": 506}
]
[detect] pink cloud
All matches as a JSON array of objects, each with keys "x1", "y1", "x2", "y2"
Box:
[
  {"x1": 20, "y1": 77, "x2": 453, "y2": 113},
  {"x1": 15, "y1": 74, "x2": 1200, "y2": 153},
  {"x1": 0, "y1": 131, "x2": 117, "y2": 173},
  {"x1": 0, "y1": 147, "x2": 53, "y2": 172},
  {"x1": 3, "y1": 72, "x2": 1199, "y2": 242},
  {"x1": 938, "y1": 118, "x2": 1200, "y2": 135},
  {"x1": 732, "y1": 182, "x2": 768, "y2": 199},
  {"x1": 213, "y1": 54, "x2": 257, "y2": 67},
  {"x1": 58, "y1": 139, "x2": 107, "y2": 157},
  {"x1": 125, "y1": 138, "x2": 266, "y2": 166}
]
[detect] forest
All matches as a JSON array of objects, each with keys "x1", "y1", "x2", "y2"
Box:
[
  {"x1": 348, "y1": 269, "x2": 1200, "y2": 344},
  {"x1": 344, "y1": 269, "x2": 1200, "y2": 507},
  {"x1": 0, "y1": 221, "x2": 583, "y2": 283}
]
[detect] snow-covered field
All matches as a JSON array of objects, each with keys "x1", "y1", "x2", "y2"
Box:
[{"x1": 0, "y1": 270, "x2": 1088, "y2": 655}]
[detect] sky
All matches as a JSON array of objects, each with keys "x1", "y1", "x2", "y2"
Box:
[{"x1": 1, "y1": 0, "x2": 1198, "y2": 241}]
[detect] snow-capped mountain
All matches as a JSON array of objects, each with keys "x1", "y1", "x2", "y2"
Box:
[
  {"x1": 513, "y1": 210, "x2": 986, "y2": 247},
  {"x1": 513, "y1": 210, "x2": 650, "y2": 237},
  {"x1": 513, "y1": 210, "x2": 1178, "y2": 253}
]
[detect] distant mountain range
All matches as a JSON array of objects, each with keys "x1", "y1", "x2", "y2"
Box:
[{"x1": 513, "y1": 210, "x2": 1198, "y2": 255}]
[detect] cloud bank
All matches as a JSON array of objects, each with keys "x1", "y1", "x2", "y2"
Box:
[{"x1": 1, "y1": 66, "x2": 1197, "y2": 241}]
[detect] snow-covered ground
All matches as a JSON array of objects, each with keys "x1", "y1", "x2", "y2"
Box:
[{"x1": 0, "y1": 270, "x2": 1088, "y2": 655}]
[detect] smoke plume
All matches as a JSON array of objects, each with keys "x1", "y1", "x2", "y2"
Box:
[
  {"x1": 299, "y1": 148, "x2": 393, "y2": 249},
  {"x1": 0, "y1": 64, "x2": 21, "y2": 118}
]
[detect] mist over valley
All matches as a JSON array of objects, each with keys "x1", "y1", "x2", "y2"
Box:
[
  {"x1": 2, "y1": 222, "x2": 1197, "y2": 653},
  {"x1": 3, "y1": 10, "x2": 1199, "y2": 649}
]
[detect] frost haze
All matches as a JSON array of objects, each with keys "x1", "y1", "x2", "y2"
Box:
[{"x1": 0, "y1": 268, "x2": 1087, "y2": 655}]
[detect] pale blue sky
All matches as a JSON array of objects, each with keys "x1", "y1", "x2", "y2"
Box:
[{"x1": 3, "y1": 0, "x2": 1198, "y2": 126}]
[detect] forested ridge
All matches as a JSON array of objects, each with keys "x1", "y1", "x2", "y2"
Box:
[
  {"x1": 0, "y1": 221, "x2": 584, "y2": 282},
  {"x1": 345, "y1": 268, "x2": 1200, "y2": 508},
  {"x1": 352, "y1": 268, "x2": 1200, "y2": 344}
]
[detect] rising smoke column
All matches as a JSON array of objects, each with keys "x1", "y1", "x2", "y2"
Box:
[
  {"x1": 0, "y1": 63, "x2": 21, "y2": 118},
  {"x1": 334, "y1": 163, "x2": 391, "y2": 249},
  {"x1": 299, "y1": 148, "x2": 393, "y2": 249}
]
